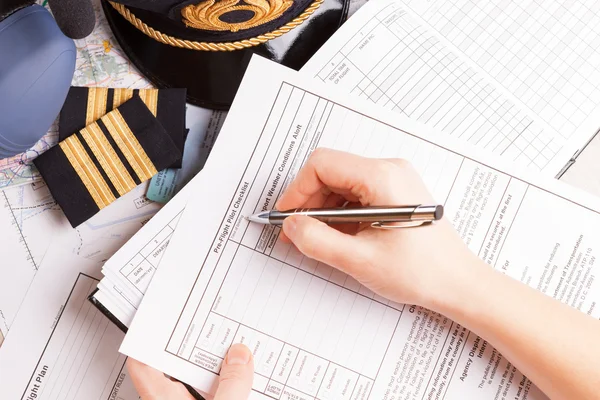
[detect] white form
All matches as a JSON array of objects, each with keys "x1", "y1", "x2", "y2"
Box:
[
  {"x1": 96, "y1": 194, "x2": 186, "y2": 327},
  {"x1": 121, "y1": 57, "x2": 600, "y2": 400},
  {"x1": 0, "y1": 245, "x2": 140, "y2": 400},
  {"x1": 94, "y1": 0, "x2": 594, "y2": 327},
  {"x1": 300, "y1": 0, "x2": 589, "y2": 175},
  {"x1": 402, "y1": 0, "x2": 600, "y2": 158}
]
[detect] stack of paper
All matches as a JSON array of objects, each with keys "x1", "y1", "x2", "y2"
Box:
[
  {"x1": 96, "y1": 1, "x2": 600, "y2": 398},
  {"x1": 114, "y1": 54, "x2": 600, "y2": 399},
  {"x1": 2, "y1": 1, "x2": 600, "y2": 399},
  {"x1": 91, "y1": 0, "x2": 600, "y2": 334}
]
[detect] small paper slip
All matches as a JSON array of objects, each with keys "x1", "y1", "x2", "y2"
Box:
[
  {"x1": 120, "y1": 56, "x2": 600, "y2": 400},
  {"x1": 147, "y1": 168, "x2": 179, "y2": 203},
  {"x1": 146, "y1": 111, "x2": 225, "y2": 204}
]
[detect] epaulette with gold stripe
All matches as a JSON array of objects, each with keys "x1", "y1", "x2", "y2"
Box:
[
  {"x1": 59, "y1": 87, "x2": 187, "y2": 168},
  {"x1": 35, "y1": 96, "x2": 181, "y2": 227}
]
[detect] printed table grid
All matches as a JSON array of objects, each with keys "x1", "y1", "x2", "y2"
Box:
[
  {"x1": 314, "y1": 4, "x2": 559, "y2": 171},
  {"x1": 118, "y1": 212, "x2": 181, "y2": 295},
  {"x1": 166, "y1": 82, "x2": 582, "y2": 399},
  {"x1": 165, "y1": 86, "x2": 421, "y2": 399},
  {"x1": 414, "y1": 0, "x2": 600, "y2": 137},
  {"x1": 191, "y1": 312, "x2": 377, "y2": 400},
  {"x1": 168, "y1": 83, "x2": 480, "y2": 398},
  {"x1": 173, "y1": 83, "x2": 468, "y2": 346},
  {"x1": 203, "y1": 92, "x2": 398, "y2": 394}
]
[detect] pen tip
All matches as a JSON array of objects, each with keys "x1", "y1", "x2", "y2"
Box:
[{"x1": 247, "y1": 211, "x2": 270, "y2": 224}]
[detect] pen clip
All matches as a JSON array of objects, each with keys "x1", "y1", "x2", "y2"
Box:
[{"x1": 371, "y1": 220, "x2": 433, "y2": 229}]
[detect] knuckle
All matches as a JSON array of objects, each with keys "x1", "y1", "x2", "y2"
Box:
[
  {"x1": 353, "y1": 180, "x2": 377, "y2": 204},
  {"x1": 377, "y1": 160, "x2": 399, "y2": 177},
  {"x1": 392, "y1": 158, "x2": 413, "y2": 171},
  {"x1": 296, "y1": 220, "x2": 315, "y2": 251},
  {"x1": 356, "y1": 161, "x2": 397, "y2": 203},
  {"x1": 296, "y1": 178, "x2": 314, "y2": 198},
  {"x1": 371, "y1": 159, "x2": 421, "y2": 204},
  {"x1": 380, "y1": 158, "x2": 413, "y2": 174},
  {"x1": 309, "y1": 147, "x2": 328, "y2": 164}
]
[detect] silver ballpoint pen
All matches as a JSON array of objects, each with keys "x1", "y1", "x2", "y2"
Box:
[{"x1": 248, "y1": 205, "x2": 443, "y2": 229}]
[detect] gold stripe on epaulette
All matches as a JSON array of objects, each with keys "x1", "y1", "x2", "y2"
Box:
[
  {"x1": 86, "y1": 88, "x2": 109, "y2": 125},
  {"x1": 60, "y1": 135, "x2": 116, "y2": 209},
  {"x1": 102, "y1": 110, "x2": 158, "y2": 182},
  {"x1": 139, "y1": 89, "x2": 158, "y2": 115},
  {"x1": 80, "y1": 123, "x2": 137, "y2": 196},
  {"x1": 113, "y1": 88, "x2": 135, "y2": 110}
]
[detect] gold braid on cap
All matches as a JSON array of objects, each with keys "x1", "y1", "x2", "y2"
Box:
[{"x1": 109, "y1": 0, "x2": 324, "y2": 51}]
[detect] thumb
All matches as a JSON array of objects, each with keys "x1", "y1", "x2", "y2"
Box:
[
  {"x1": 282, "y1": 215, "x2": 371, "y2": 275},
  {"x1": 214, "y1": 343, "x2": 254, "y2": 400}
]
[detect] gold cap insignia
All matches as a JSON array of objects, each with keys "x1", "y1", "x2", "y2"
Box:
[{"x1": 181, "y1": 0, "x2": 294, "y2": 32}]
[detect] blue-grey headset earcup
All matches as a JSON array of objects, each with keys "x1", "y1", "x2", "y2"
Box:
[{"x1": 0, "y1": 4, "x2": 75, "y2": 159}]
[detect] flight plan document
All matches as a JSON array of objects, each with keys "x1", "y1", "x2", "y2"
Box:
[
  {"x1": 0, "y1": 243, "x2": 140, "y2": 400},
  {"x1": 300, "y1": 0, "x2": 596, "y2": 177},
  {"x1": 120, "y1": 56, "x2": 600, "y2": 400}
]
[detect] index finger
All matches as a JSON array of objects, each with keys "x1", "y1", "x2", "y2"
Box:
[{"x1": 276, "y1": 148, "x2": 382, "y2": 211}]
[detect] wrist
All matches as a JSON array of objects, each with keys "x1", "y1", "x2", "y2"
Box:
[{"x1": 423, "y1": 251, "x2": 493, "y2": 320}]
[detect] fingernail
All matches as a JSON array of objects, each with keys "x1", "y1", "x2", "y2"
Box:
[
  {"x1": 226, "y1": 344, "x2": 252, "y2": 365},
  {"x1": 283, "y1": 217, "x2": 297, "y2": 240}
]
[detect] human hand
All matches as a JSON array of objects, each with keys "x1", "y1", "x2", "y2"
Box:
[
  {"x1": 127, "y1": 343, "x2": 254, "y2": 400},
  {"x1": 277, "y1": 148, "x2": 481, "y2": 310}
]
